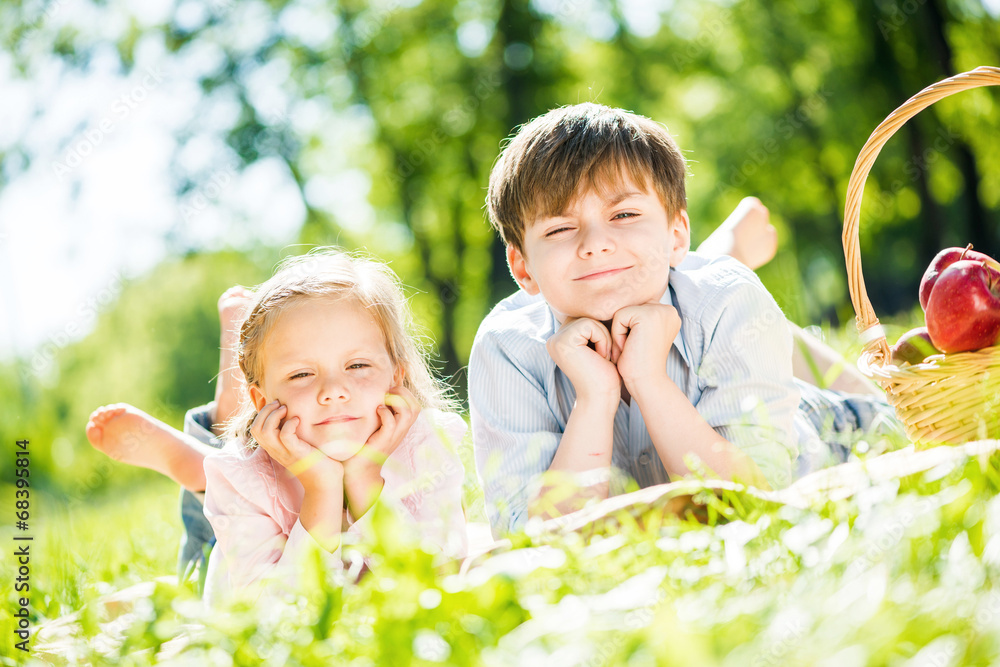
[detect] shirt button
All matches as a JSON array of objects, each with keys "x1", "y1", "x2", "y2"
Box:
[{"x1": 638, "y1": 453, "x2": 651, "y2": 466}]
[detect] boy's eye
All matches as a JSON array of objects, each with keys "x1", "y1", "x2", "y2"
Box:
[
  {"x1": 544, "y1": 226, "x2": 571, "y2": 237},
  {"x1": 612, "y1": 212, "x2": 637, "y2": 220}
]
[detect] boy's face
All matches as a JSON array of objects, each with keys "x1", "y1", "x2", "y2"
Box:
[{"x1": 507, "y1": 178, "x2": 690, "y2": 323}]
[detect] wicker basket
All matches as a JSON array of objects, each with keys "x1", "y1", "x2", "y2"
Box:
[{"x1": 842, "y1": 65, "x2": 1000, "y2": 447}]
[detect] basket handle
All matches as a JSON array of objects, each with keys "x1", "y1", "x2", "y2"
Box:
[{"x1": 842, "y1": 65, "x2": 1000, "y2": 364}]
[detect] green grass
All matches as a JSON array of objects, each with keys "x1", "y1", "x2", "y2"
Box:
[
  {"x1": 0, "y1": 477, "x2": 182, "y2": 662},
  {"x1": 6, "y1": 444, "x2": 1000, "y2": 665}
]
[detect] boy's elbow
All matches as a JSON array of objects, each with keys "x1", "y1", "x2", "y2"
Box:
[
  {"x1": 718, "y1": 425, "x2": 795, "y2": 490},
  {"x1": 714, "y1": 451, "x2": 773, "y2": 491},
  {"x1": 753, "y1": 456, "x2": 794, "y2": 491},
  {"x1": 743, "y1": 465, "x2": 773, "y2": 491},
  {"x1": 527, "y1": 473, "x2": 609, "y2": 524}
]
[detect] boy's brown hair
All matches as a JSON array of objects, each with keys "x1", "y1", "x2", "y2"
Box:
[{"x1": 486, "y1": 103, "x2": 688, "y2": 254}]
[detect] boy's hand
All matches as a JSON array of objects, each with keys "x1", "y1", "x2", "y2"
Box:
[
  {"x1": 251, "y1": 400, "x2": 340, "y2": 481},
  {"x1": 547, "y1": 318, "x2": 621, "y2": 407},
  {"x1": 343, "y1": 385, "x2": 420, "y2": 475},
  {"x1": 610, "y1": 303, "x2": 681, "y2": 392}
]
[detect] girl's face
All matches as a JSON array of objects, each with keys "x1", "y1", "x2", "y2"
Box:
[{"x1": 248, "y1": 296, "x2": 397, "y2": 460}]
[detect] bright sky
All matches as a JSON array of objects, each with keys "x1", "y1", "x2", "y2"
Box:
[
  {"x1": 0, "y1": 0, "x2": 380, "y2": 365},
  {"x1": 0, "y1": 55, "x2": 306, "y2": 365}
]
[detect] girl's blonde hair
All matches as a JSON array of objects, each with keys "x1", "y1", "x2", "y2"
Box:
[{"x1": 226, "y1": 248, "x2": 455, "y2": 448}]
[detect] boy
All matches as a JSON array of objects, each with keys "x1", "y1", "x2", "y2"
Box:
[{"x1": 469, "y1": 103, "x2": 895, "y2": 537}]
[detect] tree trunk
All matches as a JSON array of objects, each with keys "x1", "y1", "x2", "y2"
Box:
[
  {"x1": 489, "y1": 0, "x2": 546, "y2": 307},
  {"x1": 922, "y1": 0, "x2": 994, "y2": 253}
]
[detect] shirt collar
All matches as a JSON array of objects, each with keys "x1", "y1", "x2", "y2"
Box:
[{"x1": 661, "y1": 275, "x2": 693, "y2": 369}]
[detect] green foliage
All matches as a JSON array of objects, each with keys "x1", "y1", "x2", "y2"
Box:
[{"x1": 8, "y1": 0, "x2": 998, "y2": 400}]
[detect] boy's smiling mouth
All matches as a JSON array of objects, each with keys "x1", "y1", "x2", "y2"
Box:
[{"x1": 574, "y1": 266, "x2": 633, "y2": 281}]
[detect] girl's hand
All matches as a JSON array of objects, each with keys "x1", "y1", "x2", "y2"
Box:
[
  {"x1": 251, "y1": 400, "x2": 337, "y2": 480},
  {"x1": 345, "y1": 385, "x2": 420, "y2": 472},
  {"x1": 341, "y1": 386, "x2": 419, "y2": 520}
]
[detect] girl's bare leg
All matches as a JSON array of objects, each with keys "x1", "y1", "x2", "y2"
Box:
[
  {"x1": 212, "y1": 286, "x2": 253, "y2": 435},
  {"x1": 697, "y1": 197, "x2": 778, "y2": 270},
  {"x1": 85, "y1": 404, "x2": 214, "y2": 492},
  {"x1": 84, "y1": 288, "x2": 253, "y2": 491}
]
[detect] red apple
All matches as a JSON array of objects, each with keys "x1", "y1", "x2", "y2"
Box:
[
  {"x1": 925, "y1": 259, "x2": 1000, "y2": 353},
  {"x1": 919, "y1": 244, "x2": 1000, "y2": 311},
  {"x1": 889, "y1": 327, "x2": 941, "y2": 366}
]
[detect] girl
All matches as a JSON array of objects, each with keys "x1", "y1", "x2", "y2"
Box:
[{"x1": 200, "y1": 249, "x2": 468, "y2": 602}]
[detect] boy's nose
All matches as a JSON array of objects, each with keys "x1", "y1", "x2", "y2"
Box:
[{"x1": 578, "y1": 223, "x2": 615, "y2": 257}]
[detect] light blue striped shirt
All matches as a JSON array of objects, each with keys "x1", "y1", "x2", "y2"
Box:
[{"x1": 469, "y1": 252, "x2": 801, "y2": 537}]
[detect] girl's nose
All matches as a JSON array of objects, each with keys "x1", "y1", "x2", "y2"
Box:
[{"x1": 319, "y1": 375, "x2": 350, "y2": 403}]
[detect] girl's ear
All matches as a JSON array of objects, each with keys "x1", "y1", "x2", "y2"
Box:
[
  {"x1": 248, "y1": 384, "x2": 268, "y2": 411},
  {"x1": 392, "y1": 365, "x2": 406, "y2": 387}
]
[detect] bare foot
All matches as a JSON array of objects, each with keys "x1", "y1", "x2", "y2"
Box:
[
  {"x1": 86, "y1": 403, "x2": 215, "y2": 492},
  {"x1": 697, "y1": 197, "x2": 778, "y2": 270},
  {"x1": 86, "y1": 404, "x2": 130, "y2": 453},
  {"x1": 214, "y1": 286, "x2": 253, "y2": 432}
]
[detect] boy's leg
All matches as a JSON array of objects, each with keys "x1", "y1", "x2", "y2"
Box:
[
  {"x1": 211, "y1": 286, "x2": 253, "y2": 435},
  {"x1": 696, "y1": 200, "x2": 881, "y2": 396},
  {"x1": 696, "y1": 198, "x2": 879, "y2": 394},
  {"x1": 789, "y1": 323, "x2": 883, "y2": 397},
  {"x1": 86, "y1": 404, "x2": 215, "y2": 492},
  {"x1": 178, "y1": 403, "x2": 225, "y2": 582},
  {"x1": 177, "y1": 285, "x2": 250, "y2": 582},
  {"x1": 696, "y1": 197, "x2": 778, "y2": 270},
  {"x1": 794, "y1": 380, "x2": 904, "y2": 477}
]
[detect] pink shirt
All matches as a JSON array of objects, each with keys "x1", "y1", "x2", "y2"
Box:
[{"x1": 202, "y1": 409, "x2": 468, "y2": 603}]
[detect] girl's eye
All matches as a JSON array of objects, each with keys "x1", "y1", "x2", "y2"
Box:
[
  {"x1": 290, "y1": 372, "x2": 311, "y2": 380},
  {"x1": 348, "y1": 363, "x2": 370, "y2": 370}
]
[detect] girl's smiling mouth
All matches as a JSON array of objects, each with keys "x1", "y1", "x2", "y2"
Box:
[{"x1": 315, "y1": 415, "x2": 359, "y2": 426}]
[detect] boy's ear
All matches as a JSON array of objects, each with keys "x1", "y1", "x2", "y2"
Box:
[
  {"x1": 669, "y1": 210, "x2": 692, "y2": 268},
  {"x1": 248, "y1": 384, "x2": 268, "y2": 411},
  {"x1": 507, "y1": 244, "x2": 541, "y2": 296}
]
